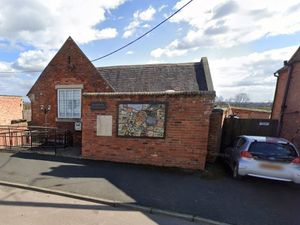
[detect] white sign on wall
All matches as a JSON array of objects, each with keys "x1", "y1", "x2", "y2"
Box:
[
  {"x1": 75, "y1": 122, "x2": 82, "y2": 131},
  {"x1": 97, "y1": 115, "x2": 112, "y2": 136},
  {"x1": 259, "y1": 122, "x2": 270, "y2": 126}
]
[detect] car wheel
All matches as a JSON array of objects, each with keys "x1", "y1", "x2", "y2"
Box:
[{"x1": 233, "y1": 163, "x2": 241, "y2": 179}]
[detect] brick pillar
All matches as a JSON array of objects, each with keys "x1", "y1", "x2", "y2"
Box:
[{"x1": 206, "y1": 108, "x2": 224, "y2": 163}]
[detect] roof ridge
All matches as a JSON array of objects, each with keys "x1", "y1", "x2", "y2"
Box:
[
  {"x1": 83, "y1": 91, "x2": 215, "y2": 96},
  {"x1": 97, "y1": 62, "x2": 201, "y2": 69}
]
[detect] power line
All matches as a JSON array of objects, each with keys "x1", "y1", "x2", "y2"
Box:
[{"x1": 90, "y1": 0, "x2": 194, "y2": 62}]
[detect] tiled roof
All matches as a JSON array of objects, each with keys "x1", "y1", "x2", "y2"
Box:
[{"x1": 97, "y1": 58, "x2": 214, "y2": 92}]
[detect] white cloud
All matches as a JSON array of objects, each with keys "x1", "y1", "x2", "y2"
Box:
[
  {"x1": 123, "y1": 20, "x2": 141, "y2": 38},
  {"x1": 0, "y1": 48, "x2": 56, "y2": 96},
  {"x1": 210, "y1": 45, "x2": 298, "y2": 101},
  {"x1": 125, "y1": 51, "x2": 134, "y2": 55},
  {"x1": 0, "y1": 72, "x2": 38, "y2": 96},
  {"x1": 0, "y1": 0, "x2": 126, "y2": 49},
  {"x1": 0, "y1": 0, "x2": 126, "y2": 97},
  {"x1": 151, "y1": 40, "x2": 188, "y2": 58},
  {"x1": 12, "y1": 49, "x2": 56, "y2": 71},
  {"x1": 158, "y1": 4, "x2": 168, "y2": 12},
  {"x1": 143, "y1": 24, "x2": 151, "y2": 28},
  {"x1": 94, "y1": 28, "x2": 118, "y2": 40},
  {"x1": 134, "y1": 6, "x2": 156, "y2": 21},
  {"x1": 0, "y1": 56, "x2": 40, "y2": 96},
  {"x1": 123, "y1": 30, "x2": 133, "y2": 39},
  {"x1": 152, "y1": 0, "x2": 300, "y2": 57},
  {"x1": 0, "y1": 61, "x2": 13, "y2": 73},
  {"x1": 123, "y1": 6, "x2": 156, "y2": 38}
]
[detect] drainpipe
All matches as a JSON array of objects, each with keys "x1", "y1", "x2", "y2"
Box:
[
  {"x1": 271, "y1": 72, "x2": 279, "y2": 120},
  {"x1": 278, "y1": 62, "x2": 294, "y2": 136}
]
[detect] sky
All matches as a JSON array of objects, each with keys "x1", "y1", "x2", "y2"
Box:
[{"x1": 0, "y1": 0, "x2": 299, "y2": 102}]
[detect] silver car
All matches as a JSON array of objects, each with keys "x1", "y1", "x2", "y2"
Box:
[{"x1": 224, "y1": 135, "x2": 300, "y2": 184}]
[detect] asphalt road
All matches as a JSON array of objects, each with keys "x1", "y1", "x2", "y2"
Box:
[
  {"x1": 0, "y1": 185, "x2": 196, "y2": 225},
  {"x1": 0, "y1": 151, "x2": 299, "y2": 225}
]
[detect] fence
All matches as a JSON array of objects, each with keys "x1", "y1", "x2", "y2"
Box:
[
  {"x1": 221, "y1": 118, "x2": 279, "y2": 150},
  {"x1": 0, "y1": 125, "x2": 71, "y2": 154}
]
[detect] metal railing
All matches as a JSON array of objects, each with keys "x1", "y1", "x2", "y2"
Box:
[{"x1": 0, "y1": 125, "x2": 71, "y2": 154}]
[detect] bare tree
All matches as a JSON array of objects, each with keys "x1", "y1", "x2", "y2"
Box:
[{"x1": 234, "y1": 93, "x2": 250, "y2": 103}]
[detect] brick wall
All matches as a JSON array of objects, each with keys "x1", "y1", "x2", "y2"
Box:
[
  {"x1": 280, "y1": 63, "x2": 300, "y2": 148},
  {"x1": 230, "y1": 107, "x2": 271, "y2": 119},
  {"x1": 82, "y1": 93, "x2": 214, "y2": 170},
  {"x1": 206, "y1": 109, "x2": 224, "y2": 163},
  {"x1": 28, "y1": 37, "x2": 112, "y2": 146},
  {"x1": 0, "y1": 96, "x2": 23, "y2": 125}
]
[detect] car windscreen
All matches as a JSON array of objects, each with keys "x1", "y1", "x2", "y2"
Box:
[{"x1": 248, "y1": 142, "x2": 298, "y2": 159}]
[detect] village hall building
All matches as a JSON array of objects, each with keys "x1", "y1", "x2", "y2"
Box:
[{"x1": 27, "y1": 37, "x2": 216, "y2": 170}]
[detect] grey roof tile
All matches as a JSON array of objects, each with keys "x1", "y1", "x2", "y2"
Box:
[{"x1": 97, "y1": 60, "x2": 212, "y2": 92}]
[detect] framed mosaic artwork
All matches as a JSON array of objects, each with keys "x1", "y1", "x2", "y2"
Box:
[{"x1": 117, "y1": 102, "x2": 167, "y2": 138}]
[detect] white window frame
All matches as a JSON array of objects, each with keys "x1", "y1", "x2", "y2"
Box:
[{"x1": 57, "y1": 89, "x2": 81, "y2": 119}]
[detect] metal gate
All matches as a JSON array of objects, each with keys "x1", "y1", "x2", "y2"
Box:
[{"x1": 0, "y1": 126, "x2": 72, "y2": 154}]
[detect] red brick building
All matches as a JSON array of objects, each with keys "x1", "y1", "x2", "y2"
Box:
[
  {"x1": 272, "y1": 46, "x2": 300, "y2": 147},
  {"x1": 0, "y1": 95, "x2": 23, "y2": 125},
  {"x1": 226, "y1": 106, "x2": 271, "y2": 119},
  {"x1": 27, "y1": 37, "x2": 215, "y2": 170}
]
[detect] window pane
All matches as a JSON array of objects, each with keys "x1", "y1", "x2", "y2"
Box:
[
  {"x1": 73, "y1": 90, "x2": 81, "y2": 98},
  {"x1": 249, "y1": 142, "x2": 298, "y2": 158},
  {"x1": 73, "y1": 99, "x2": 80, "y2": 117},
  {"x1": 58, "y1": 89, "x2": 81, "y2": 118},
  {"x1": 59, "y1": 90, "x2": 66, "y2": 118},
  {"x1": 73, "y1": 90, "x2": 80, "y2": 118},
  {"x1": 66, "y1": 100, "x2": 73, "y2": 117}
]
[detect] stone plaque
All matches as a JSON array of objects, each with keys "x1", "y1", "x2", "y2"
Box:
[
  {"x1": 97, "y1": 115, "x2": 112, "y2": 136},
  {"x1": 90, "y1": 102, "x2": 107, "y2": 110}
]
